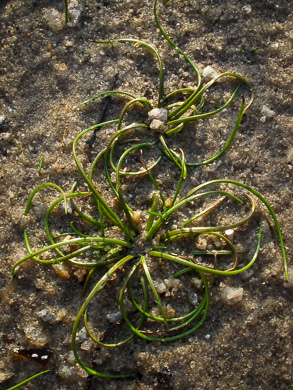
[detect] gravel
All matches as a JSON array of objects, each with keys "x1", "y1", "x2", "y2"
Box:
[{"x1": 0, "y1": 0, "x2": 292, "y2": 389}]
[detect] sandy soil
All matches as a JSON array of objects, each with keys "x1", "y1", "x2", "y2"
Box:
[{"x1": 0, "y1": 0, "x2": 292, "y2": 389}]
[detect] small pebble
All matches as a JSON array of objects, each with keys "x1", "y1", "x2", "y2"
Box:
[
  {"x1": 225, "y1": 229, "x2": 234, "y2": 241},
  {"x1": 148, "y1": 107, "x2": 168, "y2": 123},
  {"x1": 80, "y1": 339, "x2": 95, "y2": 351},
  {"x1": 43, "y1": 9, "x2": 64, "y2": 32},
  {"x1": 150, "y1": 119, "x2": 167, "y2": 133},
  {"x1": 154, "y1": 279, "x2": 167, "y2": 293},
  {"x1": 202, "y1": 66, "x2": 218, "y2": 80},
  {"x1": 57, "y1": 366, "x2": 79, "y2": 382},
  {"x1": 242, "y1": 5, "x2": 252, "y2": 14},
  {"x1": 65, "y1": 40, "x2": 74, "y2": 47},
  {"x1": 37, "y1": 309, "x2": 57, "y2": 324},
  {"x1": 76, "y1": 327, "x2": 88, "y2": 343},
  {"x1": 0, "y1": 372, "x2": 14, "y2": 382},
  {"x1": 68, "y1": 0, "x2": 83, "y2": 27},
  {"x1": 221, "y1": 286, "x2": 244, "y2": 305},
  {"x1": 191, "y1": 277, "x2": 202, "y2": 289},
  {"x1": 165, "y1": 304, "x2": 176, "y2": 319},
  {"x1": 132, "y1": 210, "x2": 142, "y2": 225},
  {"x1": 211, "y1": 235, "x2": 222, "y2": 248},
  {"x1": 24, "y1": 326, "x2": 50, "y2": 347},
  {"x1": 188, "y1": 292, "x2": 198, "y2": 306},
  {"x1": 74, "y1": 268, "x2": 87, "y2": 283},
  {"x1": 261, "y1": 105, "x2": 275, "y2": 119},
  {"x1": 7, "y1": 36, "x2": 17, "y2": 44},
  {"x1": 196, "y1": 235, "x2": 208, "y2": 250},
  {"x1": 59, "y1": 63, "x2": 67, "y2": 71},
  {"x1": 52, "y1": 263, "x2": 71, "y2": 278},
  {"x1": 106, "y1": 311, "x2": 121, "y2": 322}
]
